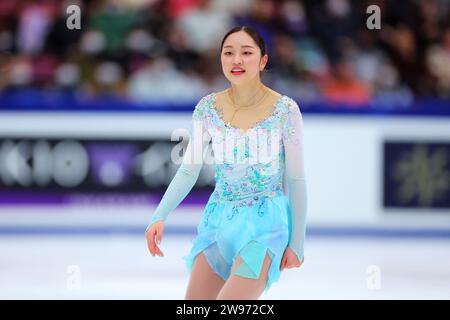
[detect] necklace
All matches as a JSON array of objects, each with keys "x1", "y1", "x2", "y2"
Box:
[{"x1": 227, "y1": 84, "x2": 269, "y2": 126}]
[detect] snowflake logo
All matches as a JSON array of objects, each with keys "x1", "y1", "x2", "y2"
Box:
[{"x1": 391, "y1": 145, "x2": 450, "y2": 206}]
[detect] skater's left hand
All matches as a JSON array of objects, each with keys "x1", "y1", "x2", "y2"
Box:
[{"x1": 280, "y1": 246, "x2": 304, "y2": 270}]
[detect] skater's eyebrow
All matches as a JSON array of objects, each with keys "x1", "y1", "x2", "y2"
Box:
[{"x1": 223, "y1": 45, "x2": 255, "y2": 49}]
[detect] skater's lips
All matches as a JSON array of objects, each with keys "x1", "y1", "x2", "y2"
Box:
[{"x1": 231, "y1": 68, "x2": 246, "y2": 76}]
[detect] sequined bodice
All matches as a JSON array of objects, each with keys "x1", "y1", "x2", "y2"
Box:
[{"x1": 193, "y1": 92, "x2": 297, "y2": 208}]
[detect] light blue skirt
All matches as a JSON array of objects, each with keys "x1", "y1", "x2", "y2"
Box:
[{"x1": 182, "y1": 191, "x2": 290, "y2": 294}]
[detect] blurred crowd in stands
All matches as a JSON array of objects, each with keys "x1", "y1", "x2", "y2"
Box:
[{"x1": 0, "y1": 0, "x2": 449, "y2": 110}]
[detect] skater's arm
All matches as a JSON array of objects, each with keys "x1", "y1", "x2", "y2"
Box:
[
  {"x1": 146, "y1": 97, "x2": 212, "y2": 231},
  {"x1": 282, "y1": 97, "x2": 307, "y2": 263}
]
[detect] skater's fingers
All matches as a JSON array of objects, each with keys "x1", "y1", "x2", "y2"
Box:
[
  {"x1": 146, "y1": 228, "x2": 157, "y2": 256},
  {"x1": 147, "y1": 238, "x2": 155, "y2": 256},
  {"x1": 155, "y1": 245, "x2": 164, "y2": 257},
  {"x1": 155, "y1": 226, "x2": 163, "y2": 244}
]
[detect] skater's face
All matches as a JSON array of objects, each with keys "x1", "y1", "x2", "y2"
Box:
[{"x1": 221, "y1": 31, "x2": 267, "y2": 85}]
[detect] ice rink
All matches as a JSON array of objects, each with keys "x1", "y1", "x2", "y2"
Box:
[{"x1": 1, "y1": 205, "x2": 449, "y2": 300}]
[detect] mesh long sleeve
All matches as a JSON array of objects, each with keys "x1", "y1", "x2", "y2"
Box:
[
  {"x1": 282, "y1": 98, "x2": 307, "y2": 263},
  {"x1": 145, "y1": 98, "x2": 211, "y2": 231}
]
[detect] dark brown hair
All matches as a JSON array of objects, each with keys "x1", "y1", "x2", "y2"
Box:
[{"x1": 220, "y1": 26, "x2": 267, "y2": 58}]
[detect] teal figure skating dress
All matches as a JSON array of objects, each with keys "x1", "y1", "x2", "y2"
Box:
[{"x1": 146, "y1": 92, "x2": 307, "y2": 294}]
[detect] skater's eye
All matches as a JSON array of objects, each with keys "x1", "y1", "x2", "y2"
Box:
[{"x1": 223, "y1": 52, "x2": 252, "y2": 56}]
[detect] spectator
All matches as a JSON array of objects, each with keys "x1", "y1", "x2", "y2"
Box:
[
  {"x1": 371, "y1": 61, "x2": 413, "y2": 109},
  {"x1": 176, "y1": 0, "x2": 233, "y2": 53},
  {"x1": 89, "y1": 1, "x2": 142, "y2": 56},
  {"x1": 322, "y1": 58, "x2": 372, "y2": 106},
  {"x1": 16, "y1": 1, "x2": 57, "y2": 54},
  {"x1": 127, "y1": 56, "x2": 207, "y2": 104},
  {"x1": 427, "y1": 28, "x2": 450, "y2": 98}
]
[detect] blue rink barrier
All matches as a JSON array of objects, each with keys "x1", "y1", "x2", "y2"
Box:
[{"x1": 0, "y1": 88, "x2": 449, "y2": 116}]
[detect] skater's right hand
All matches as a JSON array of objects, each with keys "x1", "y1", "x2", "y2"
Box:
[{"x1": 145, "y1": 221, "x2": 164, "y2": 257}]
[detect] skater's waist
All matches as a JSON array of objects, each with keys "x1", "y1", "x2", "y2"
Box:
[{"x1": 210, "y1": 184, "x2": 284, "y2": 208}]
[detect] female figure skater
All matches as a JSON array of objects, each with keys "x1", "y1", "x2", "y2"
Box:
[{"x1": 145, "y1": 26, "x2": 307, "y2": 300}]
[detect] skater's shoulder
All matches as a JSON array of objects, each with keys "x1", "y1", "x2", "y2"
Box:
[
  {"x1": 192, "y1": 92, "x2": 217, "y2": 120},
  {"x1": 277, "y1": 94, "x2": 302, "y2": 115}
]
